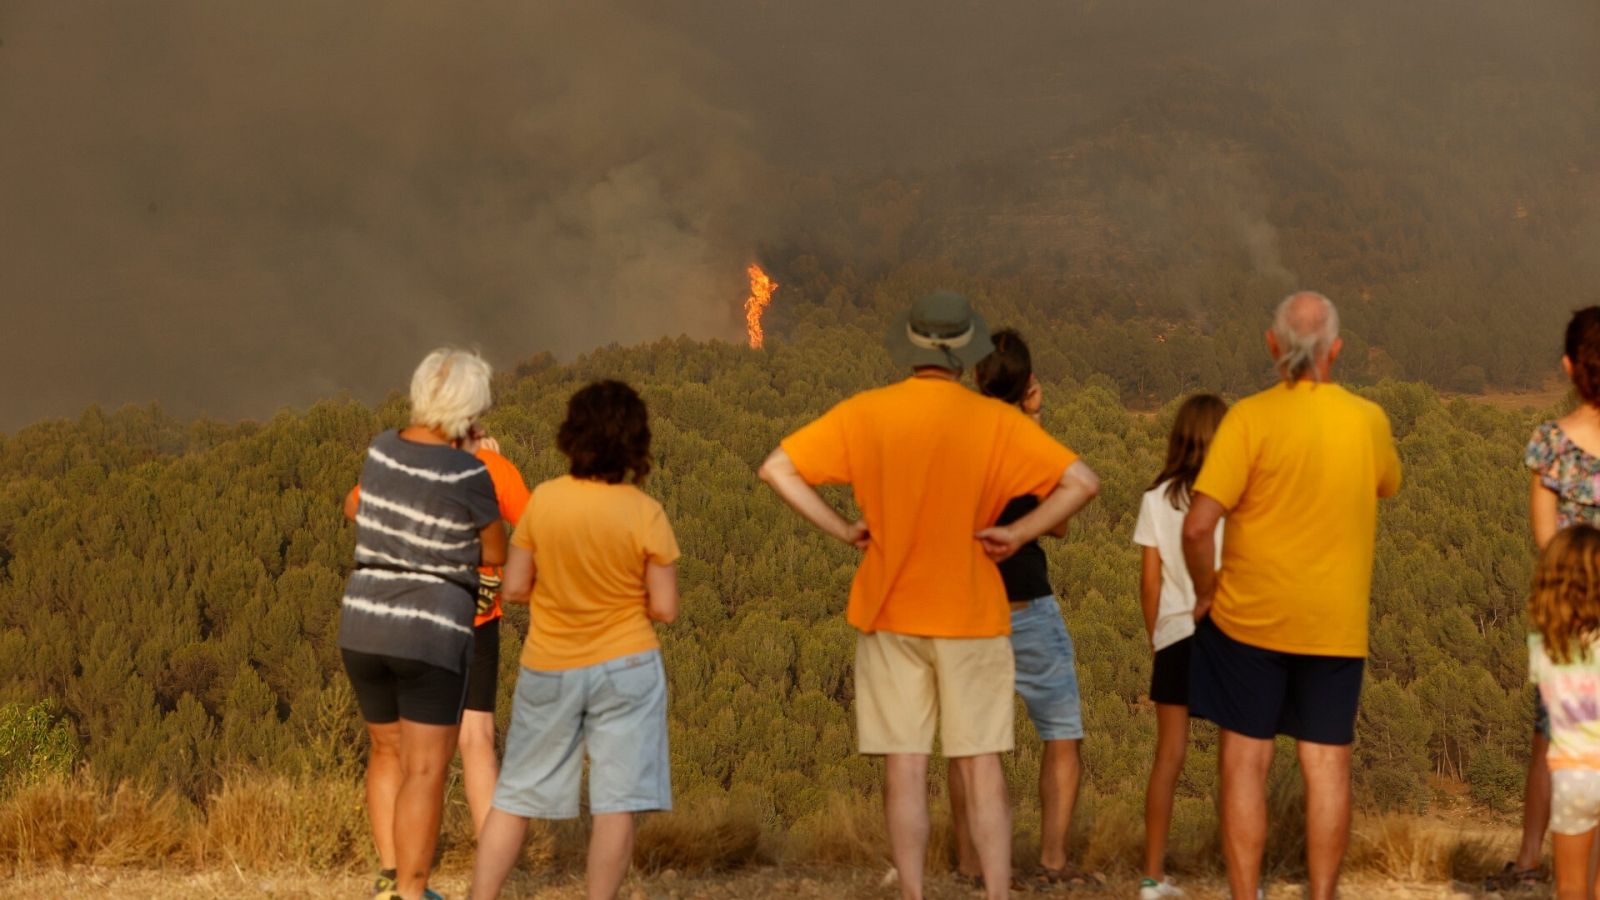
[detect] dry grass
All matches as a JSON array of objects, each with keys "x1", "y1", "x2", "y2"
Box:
[
  {"x1": 634, "y1": 792, "x2": 764, "y2": 873},
  {"x1": 0, "y1": 768, "x2": 1522, "y2": 891},
  {"x1": 201, "y1": 772, "x2": 369, "y2": 871},
  {"x1": 0, "y1": 775, "x2": 197, "y2": 873}
]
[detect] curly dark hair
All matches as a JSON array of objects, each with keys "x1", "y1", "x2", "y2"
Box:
[
  {"x1": 556, "y1": 380, "x2": 652, "y2": 485},
  {"x1": 1565, "y1": 307, "x2": 1600, "y2": 406}
]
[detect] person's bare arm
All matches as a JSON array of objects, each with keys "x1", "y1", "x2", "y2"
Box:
[
  {"x1": 479, "y1": 520, "x2": 508, "y2": 568},
  {"x1": 757, "y1": 447, "x2": 870, "y2": 549},
  {"x1": 343, "y1": 486, "x2": 360, "y2": 522},
  {"x1": 1140, "y1": 546, "x2": 1163, "y2": 643},
  {"x1": 975, "y1": 460, "x2": 1100, "y2": 562},
  {"x1": 1182, "y1": 493, "x2": 1226, "y2": 620},
  {"x1": 645, "y1": 562, "x2": 679, "y2": 624},
  {"x1": 501, "y1": 545, "x2": 535, "y2": 604},
  {"x1": 1531, "y1": 473, "x2": 1560, "y2": 550}
]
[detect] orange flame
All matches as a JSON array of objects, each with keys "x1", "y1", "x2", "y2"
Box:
[{"x1": 744, "y1": 263, "x2": 778, "y2": 349}]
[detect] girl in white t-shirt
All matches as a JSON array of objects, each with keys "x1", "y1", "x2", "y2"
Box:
[{"x1": 1131, "y1": 393, "x2": 1228, "y2": 900}]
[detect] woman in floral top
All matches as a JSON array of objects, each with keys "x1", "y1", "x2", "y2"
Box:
[{"x1": 1498, "y1": 306, "x2": 1600, "y2": 889}]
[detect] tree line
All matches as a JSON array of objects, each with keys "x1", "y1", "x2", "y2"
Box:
[{"x1": 0, "y1": 289, "x2": 1554, "y2": 828}]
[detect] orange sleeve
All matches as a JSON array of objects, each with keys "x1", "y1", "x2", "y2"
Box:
[
  {"x1": 780, "y1": 400, "x2": 855, "y2": 485},
  {"x1": 1372, "y1": 408, "x2": 1402, "y2": 499},
  {"x1": 640, "y1": 501, "x2": 681, "y2": 566},
  {"x1": 478, "y1": 450, "x2": 532, "y2": 523},
  {"x1": 1000, "y1": 415, "x2": 1079, "y2": 499}
]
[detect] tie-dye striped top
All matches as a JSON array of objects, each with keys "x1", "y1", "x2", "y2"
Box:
[{"x1": 338, "y1": 430, "x2": 500, "y2": 672}]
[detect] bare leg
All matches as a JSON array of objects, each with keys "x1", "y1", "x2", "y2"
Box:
[
  {"x1": 1217, "y1": 729, "x2": 1273, "y2": 900},
  {"x1": 470, "y1": 807, "x2": 531, "y2": 900},
  {"x1": 1298, "y1": 740, "x2": 1352, "y2": 900},
  {"x1": 947, "y1": 758, "x2": 981, "y2": 877},
  {"x1": 950, "y1": 753, "x2": 1012, "y2": 900},
  {"x1": 587, "y1": 812, "x2": 636, "y2": 900},
  {"x1": 1038, "y1": 739, "x2": 1080, "y2": 871},
  {"x1": 458, "y1": 709, "x2": 500, "y2": 838},
  {"x1": 1143, "y1": 704, "x2": 1190, "y2": 880},
  {"x1": 364, "y1": 721, "x2": 403, "y2": 870},
  {"x1": 884, "y1": 753, "x2": 930, "y2": 900},
  {"x1": 1554, "y1": 830, "x2": 1595, "y2": 900},
  {"x1": 394, "y1": 719, "x2": 461, "y2": 900},
  {"x1": 1519, "y1": 730, "x2": 1552, "y2": 870}
]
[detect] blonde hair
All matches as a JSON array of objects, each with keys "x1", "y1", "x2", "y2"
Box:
[
  {"x1": 409, "y1": 348, "x2": 491, "y2": 440},
  {"x1": 1530, "y1": 524, "x2": 1600, "y2": 665}
]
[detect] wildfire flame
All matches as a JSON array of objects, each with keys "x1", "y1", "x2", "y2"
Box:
[{"x1": 744, "y1": 263, "x2": 778, "y2": 349}]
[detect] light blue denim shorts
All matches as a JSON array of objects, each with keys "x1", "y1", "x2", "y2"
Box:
[
  {"x1": 1010, "y1": 595, "x2": 1084, "y2": 741},
  {"x1": 492, "y1": 649, "x2": 671, "y2": 819}
]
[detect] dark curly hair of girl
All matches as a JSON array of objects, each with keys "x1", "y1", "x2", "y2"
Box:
[
  {"x1": 557, "y1": 380, "x2": 652, "y2": 485},
  {"x1": 1565, "y1": 306, "x2": 1600, "y2": 406}
]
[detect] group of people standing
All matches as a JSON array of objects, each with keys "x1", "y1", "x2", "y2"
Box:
[
  {"x1": 333, "y1": 288, "x2": 1600, "y2": 900},
  {"x1": 760, "y1": 288, "x2": 1398, "y2": 900}
]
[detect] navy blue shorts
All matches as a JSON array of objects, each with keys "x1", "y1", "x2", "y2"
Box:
[{"x1": 1189, "y1": 616, "x2": 1364, "y2": 745}]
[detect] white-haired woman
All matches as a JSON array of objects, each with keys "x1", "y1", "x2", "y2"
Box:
[{"x1": 340, "y1": 348, "x2": 508, "y2": 900}]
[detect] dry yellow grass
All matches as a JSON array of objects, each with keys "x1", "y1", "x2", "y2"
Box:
[
  {"x1": 0, "y1": 775, "x2": 197, "y2": 872},
  {"x1": 0, "y1": 768, "x2": 1523, "y2": 895}
]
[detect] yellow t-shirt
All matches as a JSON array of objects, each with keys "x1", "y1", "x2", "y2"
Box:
[
  {"x1": 1193, "y1": 381, "x2": 1401, "y2": 657},
  {"x1": 510, "y1": 475, "x2": 680, "y2": 670},
  {"x1": 781, "y1": 377, "x2": 1078, "y2": 638}
]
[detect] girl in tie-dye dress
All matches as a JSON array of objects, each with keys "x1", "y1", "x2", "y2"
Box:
[{"x1": 1528, "y1": 524, "x2": 1600, "y2": 899}]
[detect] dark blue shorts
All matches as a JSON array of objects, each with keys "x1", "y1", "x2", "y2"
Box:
[{"x1": 1189, "y1": 616, "x2": 1364, "y2": 745}]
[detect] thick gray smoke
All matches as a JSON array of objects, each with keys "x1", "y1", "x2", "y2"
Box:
[
  {"x1": 1, "y1": 0, "x2": 1595, "y2": 429},
  {"x1": 0, "y1": 2, "x2": 766, "y2": 429}
]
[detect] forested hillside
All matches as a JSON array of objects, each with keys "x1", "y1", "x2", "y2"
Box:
[{"x1": 0, "y1": 281, "x2": 1551, "y2": 847}]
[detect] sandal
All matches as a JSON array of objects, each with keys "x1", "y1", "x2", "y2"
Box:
[{"x1": 1481, "y1": 861, "x2": 1548, "y2": 891}]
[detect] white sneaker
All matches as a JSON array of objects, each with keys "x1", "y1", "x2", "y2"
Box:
[{"x1": 1138, "y1": 877, "x2": 1184, "y2": 899}]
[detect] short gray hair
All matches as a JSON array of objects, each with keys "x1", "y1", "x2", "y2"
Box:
[
  {"x1": 1271, "y1": 291, "x2": 1340, "y2": 382},
  {"x1": 409, "y1": 348, "x2": 492, "y2": 440}
]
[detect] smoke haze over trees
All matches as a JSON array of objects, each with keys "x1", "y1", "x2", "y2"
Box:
[{"x1": 1, "y1": 0, "x2": 1597, "y2": 429}]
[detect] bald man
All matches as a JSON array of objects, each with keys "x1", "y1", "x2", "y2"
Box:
[{"x1": 1181, "y1": 292, "x2": 1402, "y2": 900}]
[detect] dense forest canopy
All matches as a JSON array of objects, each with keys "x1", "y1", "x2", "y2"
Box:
[
  {"x1": 0, "y1": 282, "x2": 1557, "y2": 828},
  {"x1": 2, "y1": 0, "x2": 1596, "y2": 428}
]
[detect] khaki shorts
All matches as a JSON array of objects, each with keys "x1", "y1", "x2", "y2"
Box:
[{"x1": 854, "y1": 631, "x2": 1015, "y2": 757}]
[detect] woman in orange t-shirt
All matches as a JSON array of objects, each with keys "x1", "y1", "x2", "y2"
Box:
[{"x1": 470, "y1": 381, "x2": 680, "y2": 900}]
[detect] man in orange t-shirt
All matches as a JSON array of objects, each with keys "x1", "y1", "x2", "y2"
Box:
[{"x1": 759, "y1": 291, "x2": 1100, "y2": 900}]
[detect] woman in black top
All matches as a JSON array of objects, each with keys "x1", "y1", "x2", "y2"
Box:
[{"x1": 948, "y1": 329, "x2": 1091, "y2": 888}]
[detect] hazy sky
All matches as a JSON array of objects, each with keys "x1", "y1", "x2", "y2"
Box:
[{"x1": 1, "y1": 0, "x2": 1594, "y2": 430}]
